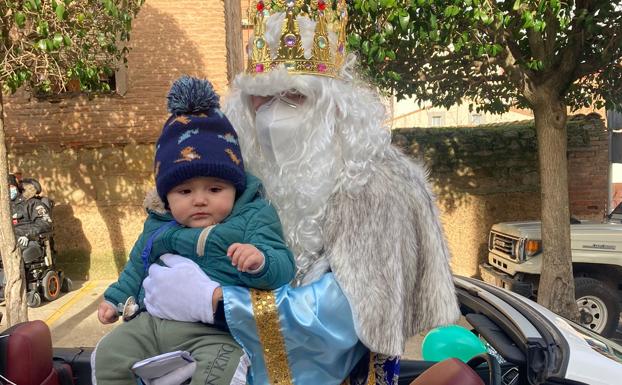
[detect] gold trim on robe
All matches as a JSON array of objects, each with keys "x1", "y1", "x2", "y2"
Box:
[{"x1": 250, "y1": 289, "x2": 294, "y2": 384}]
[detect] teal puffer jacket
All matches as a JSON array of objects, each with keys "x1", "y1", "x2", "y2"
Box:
[{"x1": 104, "y1": 173, "x2": 295, "y2": 308}]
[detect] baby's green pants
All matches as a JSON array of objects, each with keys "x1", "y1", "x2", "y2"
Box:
[{"x1": 94, "y1": 312, "x2": 243, "y2": 385}]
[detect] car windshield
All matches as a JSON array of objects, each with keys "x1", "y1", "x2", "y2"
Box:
[{"x1": 569, "y1": 323, "x2": 622, "y2": 363}]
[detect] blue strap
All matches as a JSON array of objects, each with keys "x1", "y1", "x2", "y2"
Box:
[{"x1": 140, "y1": 220, "x2": 178, "y2": 272}]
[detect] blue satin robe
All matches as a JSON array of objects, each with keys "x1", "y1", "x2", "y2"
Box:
[{"x1": 223, "y1": 273, "x2": 399, "y2": 385}]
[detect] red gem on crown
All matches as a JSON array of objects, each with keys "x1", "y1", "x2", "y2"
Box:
[
  {"x1": 318, "y1": 0, "x2": 326, "y2": 11},
  {"x1": 257, "y1": 1, "x2": 264, "y2": 11}
]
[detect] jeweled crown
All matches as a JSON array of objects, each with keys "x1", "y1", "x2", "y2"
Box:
[{"x1": 246, "y1": 0, "x2": 348, "y2": 78}]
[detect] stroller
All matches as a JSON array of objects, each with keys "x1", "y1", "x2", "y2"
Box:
[{"x1": 0, "y1": 183, "x2": 72, "y2": 307}]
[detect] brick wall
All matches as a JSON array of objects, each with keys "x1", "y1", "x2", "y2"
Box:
[{"x1": 567, "y1": 117, "x2": 610, "y2": 217}]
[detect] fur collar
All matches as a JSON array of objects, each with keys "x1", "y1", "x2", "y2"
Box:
[{"x1": 143, "y1": 189, "x2": 167, "y2": 215}]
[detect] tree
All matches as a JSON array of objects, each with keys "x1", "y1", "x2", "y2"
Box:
[
  {"x1": 0, "y1": 0, "x2": 143, "y2": 326},
  {"x1": 349, "y1": 0, "x2": 622, "y2": 319}
]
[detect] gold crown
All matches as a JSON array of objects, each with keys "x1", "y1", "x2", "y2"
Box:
[{"x1": 246, "y1": 0, "x2": 348, "y2": 78}]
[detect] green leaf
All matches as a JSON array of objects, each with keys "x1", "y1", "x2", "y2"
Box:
[
  {"x1": 362, "y1": 40, "x2": 370, "y2": 54},
  {"x1": 430, "y1": 14, "x2": 437, "y2": 29},
  {"x1": 513, "y1": 0, "x2": 521, "y2": 11},
  {"x1": 375, "y1": 47, "x2": 385, "y2": 62},
  {"x1": 388, "y1": 71, "x2": 401, "y2": 81},
  {"x1": 399, "y1": 13, "x2": 410, "y2": 31},
  {"x1": 53, "y1": 33, "x2": 64, "y2": 49},
  {"x1": 14, "y1": 11, "x2": 26, "y2": 28},
  {"x1": 369, "y1": 0, "x2": 377, "y2": 13},
  {"x1": 380, "y1": 0, "x2": 396, "y2": 7},
  {"x1": 369, "y1": 44, "x2": 379, "y2": 58},
  {"x1": 55, "y1": 4, "x2": 66, "y2": 20},
  {"x1": 63, "y1": 35, "x2": 72, "y2": 46},
  {"x1": 522, "y1": 11, "x2": 535, "y2": 29},
  {"x1": 348, "y1": 34, "x2": 361, "y2": 48},
  {"x1": 36, "y1": 20, "x2": 49, "y2": 37},
  {"x1": 534, "y1": 20, "x2": 545, "y2": 32},
  {"x1": 491, "y1": 43, "x2": 503, "y2": 56},
  {"x1": 444, "y1": 5, "x2": 460, "y2": 17},
  {"x1": 37, "y1": 39, "x2": 48, "y2": 51}
]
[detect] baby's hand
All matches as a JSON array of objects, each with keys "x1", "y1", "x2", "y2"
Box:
[
  {"x1": 98, "y1": 301, "x2": 119, "y2": 324},
  {"x1": 227, "y1": 243, "x2": 265, "y2": 273}
]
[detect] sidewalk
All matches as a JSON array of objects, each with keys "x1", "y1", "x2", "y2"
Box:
[{"x1": 0, "y1": 280, "x2": 117, "y2": 347}]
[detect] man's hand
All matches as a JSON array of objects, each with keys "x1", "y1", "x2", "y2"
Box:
[
  {"x1": 227, "y1": 243, "x2": 265, "y2": 273},
  {"x1": 17, "y1": 236, "x2": 29, "y2": 247},
  {"x1": 143, "y1": 254, "x2": 220, "y2": 324},
  {"x1": 98, "y1": 301, "x2": 119, "y2": 324}
]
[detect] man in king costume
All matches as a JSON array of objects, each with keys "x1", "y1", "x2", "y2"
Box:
[{"x1": 142, "y1": 1, "x2": 460, "y2": 383}]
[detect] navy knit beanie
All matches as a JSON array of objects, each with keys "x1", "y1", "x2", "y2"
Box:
[{"x1": 154, "y1": 76, "x2": 245, "y2": 203}]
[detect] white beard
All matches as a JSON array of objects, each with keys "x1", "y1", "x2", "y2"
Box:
[{"x1": 250, "y1": 111, "x2": 342, "y2": 285}]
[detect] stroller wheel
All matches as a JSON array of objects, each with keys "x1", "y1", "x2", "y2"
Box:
[
  {"x1": 61, "y1": 277, "x2": 73, "y2": 292},
  {"x1": 42, "y1": 270, "x2": 61, "y2": 301},
  {"x1": 27, "y1": 291, "x2": 42, "y2": 308}
]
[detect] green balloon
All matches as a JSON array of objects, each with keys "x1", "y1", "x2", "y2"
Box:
[{"x1": 422, "y1": 325, "x2": 487, "y2": 362}]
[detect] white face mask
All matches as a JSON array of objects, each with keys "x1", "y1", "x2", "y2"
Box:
[{"x1": 254, "y1": 97, "x2": 306, "y2": 167}]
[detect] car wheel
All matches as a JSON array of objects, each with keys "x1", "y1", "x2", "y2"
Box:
[
  {"x1": 575, "y1": 277, "x2": 620, "y2": 337},
  {"x1": 27, "y1": 290, "x2": 42, "y2": 308},
  {"x1": 42, "y1": 270, "x2": 61, "y2": 301}
]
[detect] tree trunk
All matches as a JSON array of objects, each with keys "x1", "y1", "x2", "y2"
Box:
[
  {"x1": 224, "y1": 0, "x2": 244, "y2": 85},
  {"x1": 532, "y1": 94, "x2": 579, "y2": 321},
  {"x1": 0, "y1": 85, "x2": 28, "y2": 326}
]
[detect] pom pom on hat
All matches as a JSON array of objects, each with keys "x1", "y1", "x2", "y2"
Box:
[
  {"x1": 167, "y1": 75, "x2": 221, "y2": 115},
  {"x1": 155, "y1": 76, "x2": 245, "y2": 204}
]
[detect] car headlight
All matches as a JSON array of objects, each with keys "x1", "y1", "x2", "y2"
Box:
[
  {"x1": 525, "y1": 239, "x2": 542, "y2": 257},
  {"x1": 512, "y1": 238, "x2": 542, "y2": 261}
]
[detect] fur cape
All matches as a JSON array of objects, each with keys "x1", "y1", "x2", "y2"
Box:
[{"x1": 323, "y1": 146, "x2": 460, "y2": 355}]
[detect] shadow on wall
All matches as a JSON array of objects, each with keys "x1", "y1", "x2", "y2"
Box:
[
  {"x1": 6, "y1": 4, "x2": 208, "y2": 279},
  {"x1": 51, "y1": 204, "x2": 91, "y2": 279},
  {"x1": 392, "y1": 122, "x2": 540, "y2": 213}
]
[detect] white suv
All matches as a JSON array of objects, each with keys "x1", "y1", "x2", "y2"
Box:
[{"x1": 481, "y1": 204, "x2": 622, "y2": 337}]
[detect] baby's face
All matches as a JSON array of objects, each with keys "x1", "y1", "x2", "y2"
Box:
[{"x1": 167, "y1": 177, "x2": 236, "y2": 228}]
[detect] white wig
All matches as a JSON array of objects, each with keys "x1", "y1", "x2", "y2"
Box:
[{"x1": 224, "y1": 13, "x2": 392, "y2": 284}]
